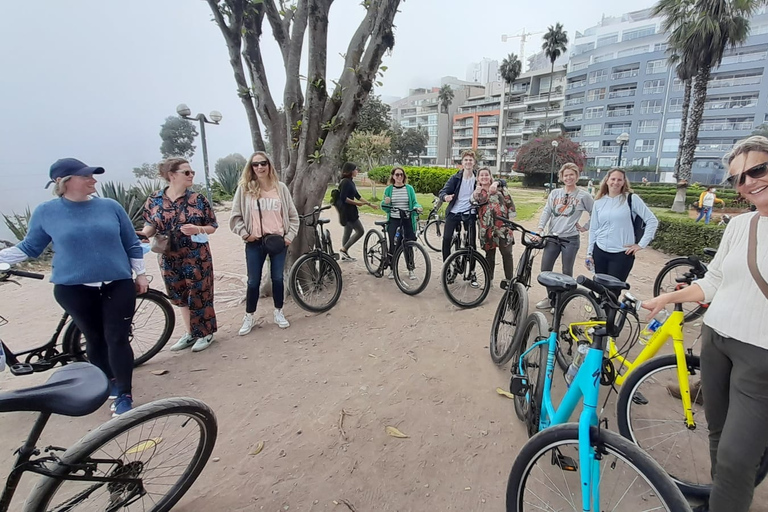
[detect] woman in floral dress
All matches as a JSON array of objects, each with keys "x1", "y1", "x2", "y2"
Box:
[
  {"x1": 142, "y1": 157, "x2": 218, "y2": 353},
  {"x1": 472, "y1": 167, "x2": 516, "y2": 284}
]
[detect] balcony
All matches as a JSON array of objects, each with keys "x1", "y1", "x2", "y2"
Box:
[
  {"x1": 453, "y1": 132, "x2": 473, "y2": 139},
  {"x1": 564, "y1": 114, "x2": 584, "y2": 123},
  {"x1": 478, "y1": 118, "x2": 499, "y2": 126},
  {"x1": 566, "y1": 130, "x2": 583, "y2": 138},
  {"x1": 584, "y1": 112, "x2": 605, "y2": 120},
  {"x1": 719, "y1": 52, "x2": 767, "y2": 65},
  {"x1": 527, "y1": 91, "x2": 565, "y2": 104},
  {"x1": 453, "y1": 123, "x2": 472, "y2": 129},
  {"x1": 610, "y1": 69, "x2": 640, "y2": 80},
  {"x1": 607, "y1": 109, "x2": 634, "y2": 118},
  {"x1": 568, "y1": 80, "x2": 587, "y2": 89},
  {"x1": 642, "y1": 86, "x2": 665, "y2": 94},
  {"x1": 699, "y1": 121, "x2": 753, "y2": 131},
  {"x1": 603, "y1": 127, "x2": 631, "y2": 136},
  {"x1": 478, "y1": 129, "x2": 497, "y2": 137},
  {"x1": 505, "y1": 127, "x2": 524, "y2": 136},
  {"x1": 599, "y1": 146, "x2": 620, "y2": 154},
  {"x1": 565, "y1": 97, "x2": 585, "y2": 107},
  {"x1": 696, "y1": 143, "x2": 735, "y2": 153},
  {"x1": 708, "y1": 76, "x2": 762, "y2": 89},
  {"x1": 608, "y1": 89, "x2": 636, "y2": 99},
  {"x1": 506, "y1": 99, "x2": 527, "y2": 111}
]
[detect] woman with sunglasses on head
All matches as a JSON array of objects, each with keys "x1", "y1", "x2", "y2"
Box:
[
  {"x1": 230, "y1": 152, "x2": 299, "y2": 336},
  {"x1": 533, "y1": 163, "x2": 594, "y2": 309},
  {"x1": 641, "y1": 136, "x2": 768, "y2": 512},
  {"x1": 142, "y1": 158, "x2": 218, "y2": 353},
  {"x1": 0, "y1": 158, "x2": 146, "y2": 416},
  {"x1": 585, "y1": 168, "x2": 658, "y2": 282},
  {"x1": 380, "y1": 167, "x2": 422, "y2": 279}
]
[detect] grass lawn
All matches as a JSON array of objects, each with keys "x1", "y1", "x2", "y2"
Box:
[{"x1": 651, "y1": 207, "x2": 693, "y2": 220}]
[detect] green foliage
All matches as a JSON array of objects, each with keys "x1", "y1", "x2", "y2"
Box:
[
  {"x1": 132, "y1": 162, "x2": 159, "y2": 180},
  {"x1": 391, "y1": 125, "x2": 429, "y2": 163},
  {"x1": 368, "y1": 166, "x2": 457, "y2": 195},
  {"x1": 630, "y1": 186, "x2": 742, "y2": 209},
  {"x1": 2, "y1": 206, "x2": 32, "y2": 242},
  {"x1": 214, "y1": 153, "x2": 245, "y2": 195},
  {"x1": 650, "y1": 216, "x2": 726, "y2": 259},
  {"x1": 159, "y1": 116, "x2": 198, "y2": 159},
  {"x1": 347, "y1": 131, "x2": 391, "y2": 171},
  {"x1": 514, "y1": 135, "x2": 586, "y2": 175},
  {"x1": 211, "y1": 181, "x2": 234, "y2": 203},
  {"x1": 355, "y1": 95, "x2": 392, "y2": 133},
  {"x1": 500, "y1": 53, "x2": 522, "y2": 87},
  {"x1": 99, "y1": 180, "x2": 160, "y2": 229},
  {"x1": 438, "y1": 84, "x2": 454, "y2": 114}
]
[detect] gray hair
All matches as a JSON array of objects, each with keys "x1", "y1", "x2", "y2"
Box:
[
  {"x1": 722, "y1": 135, "x2": 768, "y2": 167},
  {"x1": 52, "y1": 175, "x2": 73, "y2": 197}
]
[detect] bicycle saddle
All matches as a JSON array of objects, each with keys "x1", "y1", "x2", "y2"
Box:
[
  {"x1": 0, "y1": 362, "x2": 109, "y2": 417},
  {"x1": 537, "y1": 272, "x2": 577, "y2": 292},
  {"x1": 593, "y1": 273, "x2": 630, "y2": 292},
  {"x1": 318, "y1": 218, "x2": 331, "y2": 225},
  {"x1": 374, "y1": 220, "x2": 388, "y2": 226}
]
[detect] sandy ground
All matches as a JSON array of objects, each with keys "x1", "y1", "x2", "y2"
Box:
[{"x1": 1, "y1": 205, "x2": 766, "y2": 512}]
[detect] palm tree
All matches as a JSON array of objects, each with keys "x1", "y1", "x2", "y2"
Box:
[
  {"x1": 669, "y1": 52, "x2": 696, "y2": 208},
  {"x1": 498, "y1": 53, "x2": 522, "y2": 172},
  {"x1": 541, "y1": 23, "x2": 568, "y2": 131},
  {"x1": 438, "y1": 84, "x2": 454, "y2": 114}
]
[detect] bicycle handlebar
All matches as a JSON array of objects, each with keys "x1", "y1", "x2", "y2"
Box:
[
  {"x1": 299, "y1": 204, "x2": 332, "y2": 219},
  {"x1": 577, "y1": 275, "x2": 635, "y2": 338},
  {"x1": 492, "y1": 215, "x2": 570, "y2": 248},
  {"x1": 0, "y1": 266, "x2": 45, "y2": 280}
]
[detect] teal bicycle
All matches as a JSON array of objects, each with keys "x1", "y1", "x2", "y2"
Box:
[{"x1": 506, "y1": 272, "x2": 690, "y2": 511}]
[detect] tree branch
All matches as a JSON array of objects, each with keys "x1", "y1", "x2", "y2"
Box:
[{"x1": 281, "y1": 1, "x2": 309, "y2": 185}]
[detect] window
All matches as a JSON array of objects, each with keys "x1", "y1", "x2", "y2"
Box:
[
  {"x1": 572, "y1": 61, "x2": 589, "y2": 72},
  {"x1": 622, "y1": 25, "x2": 656, "y2": 42},
  {"x1": 654, "y1": 43, "x2": 669, "y2": 52},
  {"x1": 641, "y1": 99, "x2": 663, "y2": 114},
  {"x1": 618, "y1": 45, "x2": 650, "y2": 58},
  {"x1": 597, "y1": 33, "x2": 619, "y2": 48},
  {"x1": 659, "y1": 158, "x2": 677, "y2": 169},
  {"x1": 666, "y1": 118, "x2": 682, "y2": 132},
  {"x1": 669, "y1": 98, "x2": 684, "y2": 112},
  {"x1": 589, "y1": 69, "x2": 608, "y2": 84},
  {"x1": 596, "y1": 157, "x2": 616, "y2": 166},
  {"x1": 662, "y1": 139, "x2": 679, "y2": 152},
  {"x1": 635, "y1": 139, "x2": 656, "y2": 152},
  {"x1": 587, "y1": 88, "x2": 606, "y2": 101},
  {"x1": 428, "y1": 115, "x2": 437, "y2": 123},
  {"x1": 593, "y1": 53, "x2": 615, "y2": 63},
  {"x1": 643, "y1": 79, "x2": 666, "y2": 94},
  {"x1": 646, "y1": 59, "x2": 668, "y2": 74},
  {"x1": 638, "y1": 120, "x2": 659, "y2": 133},
  {"x1": 584, "y1": 124, "x2": 602, "y2": 136},
  {"x1": 585, "y1": 106, "x2": 605, "y2": 119},
  {"x1": 582, "y1": 141, "x2": 600, "y2": 150},
  {"x1": 672, "y1": 78, "x2": 685, "y2": 92}
]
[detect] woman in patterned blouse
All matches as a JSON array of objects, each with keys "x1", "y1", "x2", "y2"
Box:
[{"x1": 472, "y1": 167, "x2": 516, "y2": 284}]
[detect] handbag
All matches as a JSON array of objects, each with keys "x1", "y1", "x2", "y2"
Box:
[
  {"x1": 627, "y1": 193, "x2": 646, "y2": 244},
  {"x1": 747, "y1": 213, "x2": 768, "y2": 301},
  {"x1": 150, "y1": 233, "x2": 170, "y2": 254},
  {"x1": 256, "y1": 196, "x2": 285, "y2": 256}
]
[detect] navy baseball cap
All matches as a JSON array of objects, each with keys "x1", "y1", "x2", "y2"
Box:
[{"x1": 46, "y1": 158, "x2": 105, "y2": 188}]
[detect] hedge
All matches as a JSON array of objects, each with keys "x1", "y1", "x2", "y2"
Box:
[
  {"x1": 367, "y1": 166, "x2": 458, "y2": 196},
  {"x1": 650, "y1": 217, "x2": 725, "y2": 259}
]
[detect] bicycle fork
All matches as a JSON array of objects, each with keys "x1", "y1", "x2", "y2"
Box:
[{"x1": 673, "y1": 338, "x2": 697, "y2": 428}]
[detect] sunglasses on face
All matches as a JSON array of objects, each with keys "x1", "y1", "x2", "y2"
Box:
[
  {"x1": 727, "y1": 161, "x2": 768, "y2": 187},
  {"x1": 393, "y1": 173, "x2": 404, "y2": 177},
  {"x1": 174, "y1": 170, "x2": 195, "y2": 177},
  {"x1": 252, "y1": 161, "x2": 270, "y2": 168}
]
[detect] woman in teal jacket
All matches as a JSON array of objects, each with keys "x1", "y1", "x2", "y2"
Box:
[{"x1": 381, "y1": 167, "x2": 422, "y2": 279}]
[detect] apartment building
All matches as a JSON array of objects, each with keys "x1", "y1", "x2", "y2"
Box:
[{"x1": 564, "y1": 7, "x2": 768, "y2": 183}]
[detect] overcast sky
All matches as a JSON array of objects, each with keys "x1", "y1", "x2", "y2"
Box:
[{"x1": 0, "y1": 0, "x2": 658, "y2": 235}]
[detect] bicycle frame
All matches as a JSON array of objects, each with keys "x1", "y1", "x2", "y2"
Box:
[{"x1": 0, "y1": 312, "x2": 73, "y2": 374}]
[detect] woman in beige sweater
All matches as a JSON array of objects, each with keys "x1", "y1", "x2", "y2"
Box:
[
  {"x1": 643, "y1": 136, "x2": 768, "y2": 512},
  {"x1": 230, "y1": 152, "x2": 299, "y2": 335}
]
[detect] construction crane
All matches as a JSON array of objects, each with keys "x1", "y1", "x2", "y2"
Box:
[{"x1": 501, "y1": 28, "x2": 544, "y2": 71}]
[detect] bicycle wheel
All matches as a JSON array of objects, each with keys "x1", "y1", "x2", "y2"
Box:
[
  {"x1": 63, "y1": 289, "x2": 176, "y2": 368},
  {"x1": 392, "y1": 241, "x2": 431, "y2": 295},
  {"x1": 289, "y1": 252, "x2": 343, "y2": 313},
  {"x1": 422, "y1": 219, "x2": 444, "y2": 252},
  {"x1": 512, "y1": 312, "x2": 548, "y2": 437},
  {"x1": 363, "y1": 229, "x2": 386, "y2": 276},
  {"x1": 552, "y1": 288, "x2": 602, "y2": 372},
  {"x1": 506, "y1": 423, "x2": 690, "y2": 512},
  {"x1": 441, "y1": 249, "x2": 490, "y2": 309},
  {"x1": 490, "y1": 282, "x2": 529, "y2": 365},
  {"x1": 616, "y1": 354, "x2": 768, "y2": 499},
  {"x1": 24, "y1": 397, "x2": 217, "y2": 512},
  {"x1": 653, "y1": 257, "x2": 709, "y2": 322}
]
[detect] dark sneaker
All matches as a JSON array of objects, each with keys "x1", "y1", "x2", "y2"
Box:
[
  {"x1": 108, "y1": 379, "x2": 118, "y2": 400},
  {"x1": 112, "y1": 394, "x2": 133, "y2": 417}
]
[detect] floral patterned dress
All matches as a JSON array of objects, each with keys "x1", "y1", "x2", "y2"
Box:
[
  {"x1": 474, "y1": 187, "x2": 516, "y2": 251},
  {"x1": 143, "y1": 188, "x2": 218, "y2": 338}
]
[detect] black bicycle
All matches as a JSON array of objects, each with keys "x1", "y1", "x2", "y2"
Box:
[
  {"x1": 488, "y1": 217, "x2": 569, "y2": 365},
  {"x1": 441, "y1": 212, "x2": 491, "y2": 309},
  {"x1": 288, "y1": 204, "x2": 343, "y2": 313},
  {"x1": 362, "y1": 206, "x2": 431, "y2": 295},
  {"x1": 0, "y1": 362, "x2": 217, "y2": 511},
  {"x1": 416, "y1": 197, "x2": 445, "y2": 252},
  {"x1": 0, "y1": 264, "x2": 175, "y2": 373},
  {"x1": 652, "y1": 247, "x2": 717, "y2": 322}
]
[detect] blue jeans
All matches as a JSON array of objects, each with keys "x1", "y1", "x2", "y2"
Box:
[
  {"x1": 696, "y1": 206, "x2": 713, "y2": 224},
  {"x1": 245, "y1": 241, "x2": 287, "y2": 313}
]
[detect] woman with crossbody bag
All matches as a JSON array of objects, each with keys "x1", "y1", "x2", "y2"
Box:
[
  {"x1": 230, "y1": 151, "x2": 299, "y2": 336},
  {"x1": 642, "y1": 135, "x2": 768, "y2": 512}
]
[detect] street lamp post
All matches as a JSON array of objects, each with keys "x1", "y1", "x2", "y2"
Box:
[
  {"x1": 502, "y1": 148, "x2": 509, "y2": 175},
  {"x1": 616, "y1": 132, "x2": 630, "y2": 168},
  {"x1": 176, "y1": 104, "x2": 222, "y2": 203},
  {"x1": 550, "y1": 140, "x2": 559, "y2": 191}
]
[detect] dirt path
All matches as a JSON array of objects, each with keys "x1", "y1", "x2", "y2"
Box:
[{"x1": 1, "y1": 205, "x2": 765, "y2": 511}]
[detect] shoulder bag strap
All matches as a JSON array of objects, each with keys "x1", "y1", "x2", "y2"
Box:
[
  {"x1": 256, "y1": 194, "x2": 266, "y2": 239},
  {"x1": 627, "y1": 193, "x2": 635, "y2": 221},
  {"x1": 747, "y1": 213, "x2": 768, "y2": 301}
]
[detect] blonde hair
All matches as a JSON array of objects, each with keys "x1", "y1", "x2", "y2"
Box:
[
  {"x1": 461, "y1": 150, "x2": 477, "y2": 161},
  {"x1": 52, "y1": 175, "x2": 73, "y2": 197},
  {"x1": 595, "y1": 168, "x2": 633, "y2": 200},
  {"x1": 239, "y1": 151, "x2": 278, "y2": 197},
  {"x1": 723, "y1": 135, "x2": 768, "y2": 170},
  {"x1": 558, "y1": 162, "x2": 580, "y2": 181},
  {"x1": 158, "y1": 157, "x2": 189, "y2": 183}
]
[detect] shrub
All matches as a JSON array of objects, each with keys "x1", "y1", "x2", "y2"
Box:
[
  {"x1": 650, "y1": 217, "x2": 726, "y2": 259},
  {"x1": 367, "y1": 166, "x2": 458, "y2": 196}
]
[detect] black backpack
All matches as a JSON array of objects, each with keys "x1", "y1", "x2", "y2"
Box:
[{"x1": 331, "y1": 179, "x2": 348, "y2": 226}]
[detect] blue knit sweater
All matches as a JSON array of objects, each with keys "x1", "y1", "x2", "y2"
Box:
[{"x1": 18, "y1": 197, "x2": 143, "y2": 285}]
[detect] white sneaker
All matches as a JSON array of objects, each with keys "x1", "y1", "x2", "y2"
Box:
[
  {"x1": 536, "y1": 298, "x2": 551, "y2": 310},
  {"x1": 239, "y1": 313, "x2": 255, "y2": 336},
  {"x1": 408, "y1": 270, "x2": 417, "y2": 280},
  {"x1": 191, "y1": 334, "x2": 214, "y2": 352},
  {"x1": 274, "y1": 309, "x2": 290, "y2": 329},
  {"x1": 387, "y1": 270, "x2": 395, "y2": 279},
  {"x1": 170, "y1": 333, "x2": 195, "y2": 351}
]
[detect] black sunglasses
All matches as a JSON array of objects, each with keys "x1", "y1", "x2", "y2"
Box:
[
  {"x1": 726, "y1": 161, "x2": 768, "y2": 187},
  {"x1": 393, "y1": 173, "x2": 404, "y2": 177},
  {"x1": 174, "y1": 170, "x2": 195, "y2": 177},
  {"x1": 252, "y1": 160, "x2": 270, "y2": 168}
]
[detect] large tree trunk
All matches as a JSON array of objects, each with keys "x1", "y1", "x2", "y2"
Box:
[{"x1": 674, "y1": 66, "x2": 710, "y2": 213}]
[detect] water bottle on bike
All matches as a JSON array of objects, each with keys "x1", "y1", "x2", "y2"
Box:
[
  {"x1": 564, "y1": 341, "x2": 590, "y2": 386},
  {"x1": 637, "y1": 309, "x2": 670, "y2": 344}
]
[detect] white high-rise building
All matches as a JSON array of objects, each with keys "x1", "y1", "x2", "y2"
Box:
[{"x1": 466, "y1": 58, "x2": 500, "y2": 84}]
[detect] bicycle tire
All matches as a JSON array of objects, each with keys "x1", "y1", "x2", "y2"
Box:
[
  {"x1": 552, "y1": 288, "x2": 602, "y2": 372},
  {"x1": 512, "y1": 312, "x2": 548, "y2": 436},
  {"x1": 422, "y1": 219, "x2": 444, "y2": 252},
  {"x1": 441, "y1": 249, "x2": 490, "y2": 309},
  {"x1": 617, "y1": 354, "x2": 768, "y2": 499},
  {"x1": 363, "y1": 229, "x2": 386, "y2": 276},
  {"x1": 653, "y1": 257, "x2": 709, "y2": 322},
  {"x1": 392, "y1": 241, "x2": 431, "y2": 296},
  {"x1": 506, "y1": 423, "x2": 690, "y2": 512},
  {"x1": 490, "y1": 282, "x2": 529, "y2": 365},
  {"x1": 62, "y1": 289, "x2": 176, "y2": 368},
  {"x1": 24, "y1": 397, "x2": 217, "y2": 512},
  {"x1": 289, "y1": 252, "x2": 343, "y2": 313},
  {"x1": 323, "y1": 228, "x2": 335, "y2": 257}
]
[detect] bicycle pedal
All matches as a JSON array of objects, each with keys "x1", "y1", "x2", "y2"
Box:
[
  {"x1": 551, "y1": 452, "x2": 578, "y2": 471},
  {"x1": 500, "y1": 280, "x2": 509, "y2": 290},
  {"x1": 10, "y1": 363, "x2": 34, "y2": 376},
  {"x1": 332, "y1": 253, "x2": 340, "y2": 261},
  {"x1": 632, "y1": 391, "x2": 649, "y2": 405},
  {"x1": 509, "y1": 374, "x2": 529, "y2": 397}
]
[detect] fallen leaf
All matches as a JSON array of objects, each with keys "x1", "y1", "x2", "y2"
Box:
[
  {"x1": 496, "y1": 387, "x2": 515, "y2": 399},
  {"x1": 385, "y1": 426, "x2": 409, "y2": 438},
  {"x1": 368, "y1": 353, "x2": 378, "y2": 359},
  {"x1": 150, "y1": 369, "x2": 169, "y2": 376},
  {"x1": 250, "y1": 441, "x2": 265, "y2": 456}
]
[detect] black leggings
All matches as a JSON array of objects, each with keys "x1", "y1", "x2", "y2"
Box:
[
  {"x1": 54, "y1": 279, "x2": 136, "y2": 396},
  {"x1": 441, "y1": 212, "x2": 476, "y2": 262},
  {"x1": 387, "y1": 217, "x2": 416, "y2": 269},
  {"x1": 592, "y1": 245, "x2": 635, "y2": 282}
]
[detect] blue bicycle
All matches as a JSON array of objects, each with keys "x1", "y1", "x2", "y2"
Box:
[{"x1": 506, "y1": 272, "x2": 690, "y2": 511}]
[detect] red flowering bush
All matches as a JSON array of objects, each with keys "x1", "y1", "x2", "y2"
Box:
[{"x1": 514, "y1": 135, "x2": 587, "y2": 186}]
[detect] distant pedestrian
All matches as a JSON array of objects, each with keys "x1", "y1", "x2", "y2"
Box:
[
  {"x1": 642, "y1": 176, "x2": 649, "y2": 186},
  {"x1": 338, "y1": 162, "x2": 378, "y2": 261},
  {"x1": 696, "y1": 186, "x2": 725, "y2": 224},
  {"x1": 587, "y1": 179, "x2": 594, "y2": 196}
]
